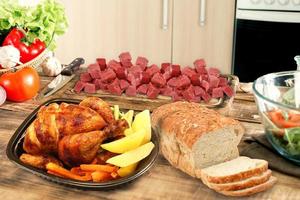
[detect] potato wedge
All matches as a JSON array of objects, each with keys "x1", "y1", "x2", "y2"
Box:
[
  {"x1": 117, "y1": 162, "x2": 139, "y2": 177},
  {"x1": 122, "y1": 110, "x2": 134, "y2": 126},
  {"x1": 132, "y1": 110, "x2": 151, "y2": 144},
  {"x1": 106, "y1": 142, "x2": 154, "y2": 167},
  {"x1": 101, "y1": 129, "x2": 146, "y2": 153},
  {"x1": 124, "y1": 127, "x2": 134, "y2": 136}
]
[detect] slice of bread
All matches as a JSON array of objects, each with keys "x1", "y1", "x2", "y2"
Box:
[
  {"x1": 201, "y1": 157, "x2": 268, "y2": 184},
  {"x1": 205, "y1": 169, "x2": 272, "y2": 191},
  {"x1": 217, "y1": 176, "x2": 277, "y2": 197}
]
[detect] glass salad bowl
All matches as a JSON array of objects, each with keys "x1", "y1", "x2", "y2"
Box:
[{"x1": 253, "y1": 71, "x2": 300, "y2": 165}]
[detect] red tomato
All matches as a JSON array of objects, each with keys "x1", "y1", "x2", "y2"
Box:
[{"x1": 0, "y1": 67, "x2": 40, "y2": 102}]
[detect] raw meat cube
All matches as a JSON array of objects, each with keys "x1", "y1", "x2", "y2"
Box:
[
  {"x1": 194, "y1": 86, "x2": 205, "y2": 96},
  {"x1": 80, "y1": 72, "x2": 92, "y2": 82},
  {"x1": 194, "y1": 59, "x2": 206, "y2": 68},
  {"x1": 201, "y1": 80, "x2": 210, "y2": 92},
  {"x1": 201, "y1": 74, "x2": 209, "y2": 81},
  {"x1": 182, "y1": 67, "x2": 197, "y2": 78},
  {"x1": 167, "y1": 77, "x2": 178, "y2": 88},
  {"x1": 100, "y1": 69, "x2": 116, "y2": 83},
  {"x1": 171, "y1": 91, "x2": 183, "y2": 101},
  {"x1": 120, "y1": 79, "x2": 130, "y2": 90},
  {"x1": 96, "y1": 58, "x2": 107, "y2": 70},
  {"x1": 176, "y1": 75, "x2": 191, "y2": 90},
  {"x1": 208, "y1": 67, "x2": 221, "y2": 77},
  {"x1": 209, "y1": 75, "x2": 220, "y2": 88},
  {"x1": 74, "y1": 81, "x2": 86, "y2": 93},
  {"x1": 195, "y1": 66, "x2": 207, "y2": 75},
  {"x1": 161, "y1": 86, "x2": 173, "y2": 96},
  {"x1": 212, "y1": 87, "x2": 224, "y2": 98},
  {"x1": 182, "y1": 85, "x2": 195, "y2": 101},
  {"x1": 170, "y1": 64, "x2": 181, "y2": 77},
  {"x1": 88, "y1": 68, "x2": 101, "y2": 79},
  {"x1": 141, "y1": 72, "x2": 151, "y2": 84},
  {"x1": 128, "y1": 65, "x2": 143, "y2": 78},
  {"x1": 218, "y1": 77, "x2": 228, "y2": 86},
  {"x1": 201, "y1": 92, "x2": 211, "y2": 102},
  {"x1": 127, "y1": 73, "x2": 141, "y2": 86},
  {"x1": 222, "y1": 85, "x2": 234, "y2": 97},
  {"x1": 119, "y1": 52, "x2": 132, "y2": 62},
  {"x1": 139, "y1": 65, "x2": 147, "y2": 71},
  {"x1": 136, "y1": 56, "x2": 148, "y2": 66},
  {"x1": 146, "y1": 64, "x2": 160, "y2": 77},
  {"x1": 92, "y1": 79, "x2": 101, "y2": 90},
  {"x1": 146, "y1": 84, "x2": 160, "y2": 99},
  {"x1": 151, "y1": 73, "x2": 166, "y2": 88},
  {"x1": 137, "y1": 84, "x2": 149, "y2": 94},
  {"x1": 88, "y1": 63, "x2": 100, "y2": 71},
  {"x1": 116, "y1": 67, "x2": 127, "y2": 79},
  {"x1": 191, "y1": 96, "x2": 201, "y2": 103},
  {"x1": 107, "y1": 81, "x2": 122, "y2": 96},
  {"x1": 163, "y1": 70, "x2": 172, "y2": 81},
  {"x1": 108, "y1": 60, "x2": 122, "y2": 72},
  {"x1": 161, "y1": 63, "x2": 171, "y2": 73},
  {"x1": 125, "y1": 85, "x2": 137, "y2": 97},
  {"x1": 121, "y1": 60, "x2": 133, "y2": 68},
  {"x1": 190, "y1": 74, "x2": 201, "y2": 86},
  {"x1": 84, "y1": 83, "x2": 96, "y2": 94}
]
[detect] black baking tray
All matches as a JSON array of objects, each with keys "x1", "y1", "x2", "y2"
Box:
[{"x1": 6, "y1": 98, "x2": 159, "y2": 189}]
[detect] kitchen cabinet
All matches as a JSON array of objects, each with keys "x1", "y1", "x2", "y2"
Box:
[
  {"x1": 56, "y1": 0, "x2": 173, "y2": 64},
  {"x1": 172, "y1": 0, "x2": 236, "y2": 73}
]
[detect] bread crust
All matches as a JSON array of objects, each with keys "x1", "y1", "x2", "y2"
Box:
[
  {"x1": 217, "y1": 176, "x2": 277, "y2": 197},
  {"x1": 206, "y1": 170, "x2": 272, "y2": 191}
]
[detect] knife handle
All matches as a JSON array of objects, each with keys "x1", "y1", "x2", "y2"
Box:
[{"x1": 61, "y1": 58, "x2": 85, "y2": 76}]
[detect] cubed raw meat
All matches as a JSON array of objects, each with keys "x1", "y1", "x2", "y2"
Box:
[
  {"x1": 121, "y1": 60, "x2": 133, "y2": 68},
  {"x1": 167, "y1": 77, "x2": 178, "y2": 88},
  {"x1": 176, "y1": 75, "x2": 191, "y2": 90},
  {"x1": 182, "y1": 67, "x2": 197, "y2": 78},
  {"x1": 141, "y1": 72, "x2": 151, "y2": 84},
  {"x1": 84, "y1": 83, "x2": 96, "y2": 94},
  {"x1": 98, "y1": 81, "x2": 108, "y2": 91},
  {"x1": 212, "y1": 87, "x2": 224, "y2": 98},
  {"x1": 127, "y1": 73, "x2": 141, "y2": 86},
  {"x1": 194, "y1": 59, "x2": 206, "y2": 68},
  {"x1": 92, "y1": 79, "x2": 101, "y2": 90},
  {"x1": 139, "y1": 65, "x2": 147, "y2": 71},
  {"x1": 96, "y1": 58, "x2": 106, "y2": 70},
  {"x1": 120, "y1": 79, "x2": 130, "y2": 90},
  {"x1": 80, "y1": 72, "x2": 92, "y2": 82},
  {"x1": 201, "y1": 74, "x2": 209, "y2": 81},
  {"x1": 115, "y1": 67, "x2": 127, "y2": 79},
  {"x1": 191, "y1": 96, "x2": 201, "y2": 103},
  {"x1": 222, "y1": 85, "x2": 234, "y2": 97},
  {"x1": 161, "y1": 63, "x2": 171, "y2": 73},
  {"x1": 209, "y1": 75, "x2": 220, "y2": 88},
  {"x1": 194, "y1": 86, "x2": 205, "y2": 96},
  {"x1": 208, "y1": 67, "x2": 221, "y2": 77},
  {"x1": 136, "y1": 56, "x2": 148, "y2": 67},
  {"x1": 171, "y1": 91, "x2": 183, "y2": 101},
  {"x1": 108, "y1": 60, "x2": 122, "y2": 72},
  {"x1": 195, "y1": 66, "x2": 207, "y2": 75},
  {"x1": 125, "y1": 85, "x2": 137, "y2": 97},
  {"x1": 170, "y1": 64, "x2": 181, "y2": 77},
  {"x1": 100, "y1": 69, "x2": 116, "y2": 83},
  {"x1": 201, "y1": 92, "x2": 211, "y2": 102},
  {"x1": 160, "y1": 86, "x2": 173, "y2": 96},
  {"x1": 128, "y1": 65, "x2": 143, "y2": 78},
  {"x1": 119, "y1": 52, "x2": 132, "y2": 62},
  {"x1": 107, "y1": 82, "x2": 122, "y2": 96},
  {"x1": 163, "y1": 70, "x2": 172, "y2": 81},
  {"x1": 137, "y1": 84, "x2": 149, "y2": 94},
  {"x1": 146, "y1": 64, "x2": 160, "y2": 77},
  {"x1": 182, "y1": 85, "x2": 195, "y2": 101},
  {"x1": 151, "y1": 73, "x2": 166, "y2": 88},
  {"x1": 146, "y1": 84, "x2": 160, "y2": 99},
  {"x1": 88, "y1": 68, "x2": 101, "y2": 79},
  {"x1": 88, "y1": 63, "x2": 100, "y2": 71},
  {"x1": 218, "y1": 77, "x2": 228, "y2": 86},
  {"x1": 201, "y1": 80, "x2": 210, "y2": 92},
  {"x1": 74, "y1": 81, "x2": 86, "y2": 93},
  {"x1": 190, "y1": 74, "x2": 201, "y2": 86}
]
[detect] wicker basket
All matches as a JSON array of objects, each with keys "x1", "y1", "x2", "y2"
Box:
[{"x1": 0, "y1": 49, "x2": 51, "y2": 75}]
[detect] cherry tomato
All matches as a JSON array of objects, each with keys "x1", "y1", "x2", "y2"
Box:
[{"x1": 0, "y1": 67, "x2": 40, "y2": 102}]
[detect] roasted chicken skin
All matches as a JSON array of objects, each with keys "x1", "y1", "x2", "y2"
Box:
[
  {"x1": 23, "y1": 101, "x2": 107, "y2": 155},
  {"x1": 20, "y1": 153, "x2": 62, "y2": 169}
]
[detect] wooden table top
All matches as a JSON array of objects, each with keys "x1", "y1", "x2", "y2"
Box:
[{"x1": 0, "y1": 76, "x2": 299, "y2": 200}]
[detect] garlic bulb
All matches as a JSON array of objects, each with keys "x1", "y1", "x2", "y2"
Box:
[
  {"x1": 0, "y1": 45, "x2": 21, "y2": 68},
  {"x1": 41, "y1": 56, "x2": 62, "y2": 76}
]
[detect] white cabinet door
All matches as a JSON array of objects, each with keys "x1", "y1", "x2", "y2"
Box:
[
  {"x1": 56, "y1": 0, "x2": 173, "y2": 65},
  {"x1": 172, "y1": 0, "x2": 236, "y2": 73}
]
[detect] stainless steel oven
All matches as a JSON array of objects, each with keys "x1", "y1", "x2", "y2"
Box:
[{"x1": 233, "y1": 0, "x2": 300, "y2": 82}]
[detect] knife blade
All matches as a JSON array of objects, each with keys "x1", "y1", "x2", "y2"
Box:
[{"x1": 40, "y1": 57, "x2": 85, "y2": 98}]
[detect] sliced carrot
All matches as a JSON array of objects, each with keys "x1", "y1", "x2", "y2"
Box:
[
  {"x1": 70, "y1": 167, "x2": 87, "y2": 176},
  {"x1": 46, "y1": 163, "x2": 92, "y2": 181},
  {"x1": 80, "y1": 164, "x2": 118, "y2": 173},
  {"x1": 91, "y1": 171, "x2": 112, "y2": 182},
  {"x1": 47, "y1": 170, "x2": 64, "y2": 178}
]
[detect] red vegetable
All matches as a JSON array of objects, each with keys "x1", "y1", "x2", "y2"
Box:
[
  {"x1": 2, "y1": 28, "x2": 46, "y2": 63},
  {"x1": 0, "y1": 67, "x2": 40, "y2": 102}
]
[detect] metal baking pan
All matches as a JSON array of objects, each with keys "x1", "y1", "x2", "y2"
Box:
[{"x1": 6, "y1": 98, "x2": 159, "y2": 189}]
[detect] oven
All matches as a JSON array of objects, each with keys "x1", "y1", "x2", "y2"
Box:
[{"x1": 233, "y1": 0, "x2": 300, "y2": 82}]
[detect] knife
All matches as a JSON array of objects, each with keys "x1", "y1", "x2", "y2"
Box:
[{"x1": 39, "y1": 58, "x2": 85, "y2": 98}]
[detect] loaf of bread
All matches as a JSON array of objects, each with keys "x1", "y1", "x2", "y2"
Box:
[{"x1": 151, "y1": 101, "x2": 245, "y2": 179}]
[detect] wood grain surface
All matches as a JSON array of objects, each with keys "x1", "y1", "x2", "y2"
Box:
[{"x1": 0, "y1": 77, "x2": 299, "y2": 200}]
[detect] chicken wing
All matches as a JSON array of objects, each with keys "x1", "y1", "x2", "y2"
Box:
[{"x1": 20, "y1": 153, "x2": 62, "y2": 169}]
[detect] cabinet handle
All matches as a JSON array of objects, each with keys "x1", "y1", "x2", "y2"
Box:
[
  {"x1": 162, "y1": 0, "x2": 168, "y2": 30},
  {"x1": 199, "y1": 0, "x2": 206, "y2": 26}
]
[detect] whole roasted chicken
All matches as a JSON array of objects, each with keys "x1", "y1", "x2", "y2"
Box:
[{"x1": 21, "y1": 97, "x2": 128, "y2": 168}]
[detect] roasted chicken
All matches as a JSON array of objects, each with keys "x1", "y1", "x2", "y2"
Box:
[{"x1": 21, "y1": 97, "x2": 128, "y2": 168}]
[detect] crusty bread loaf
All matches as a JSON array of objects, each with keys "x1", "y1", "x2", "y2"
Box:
[
  {"x1": 201, "y1": 157, "x2": 268, "y2": 184},
  {"x1": 151, "y1": 102, "x2": 245, "y2": 178},
  {"x1": 217, "y1": 176, "x2": 277, "y2": 197},
  {"x1": 205, "y1": 169, "x2": 272, "y2": 191}
]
